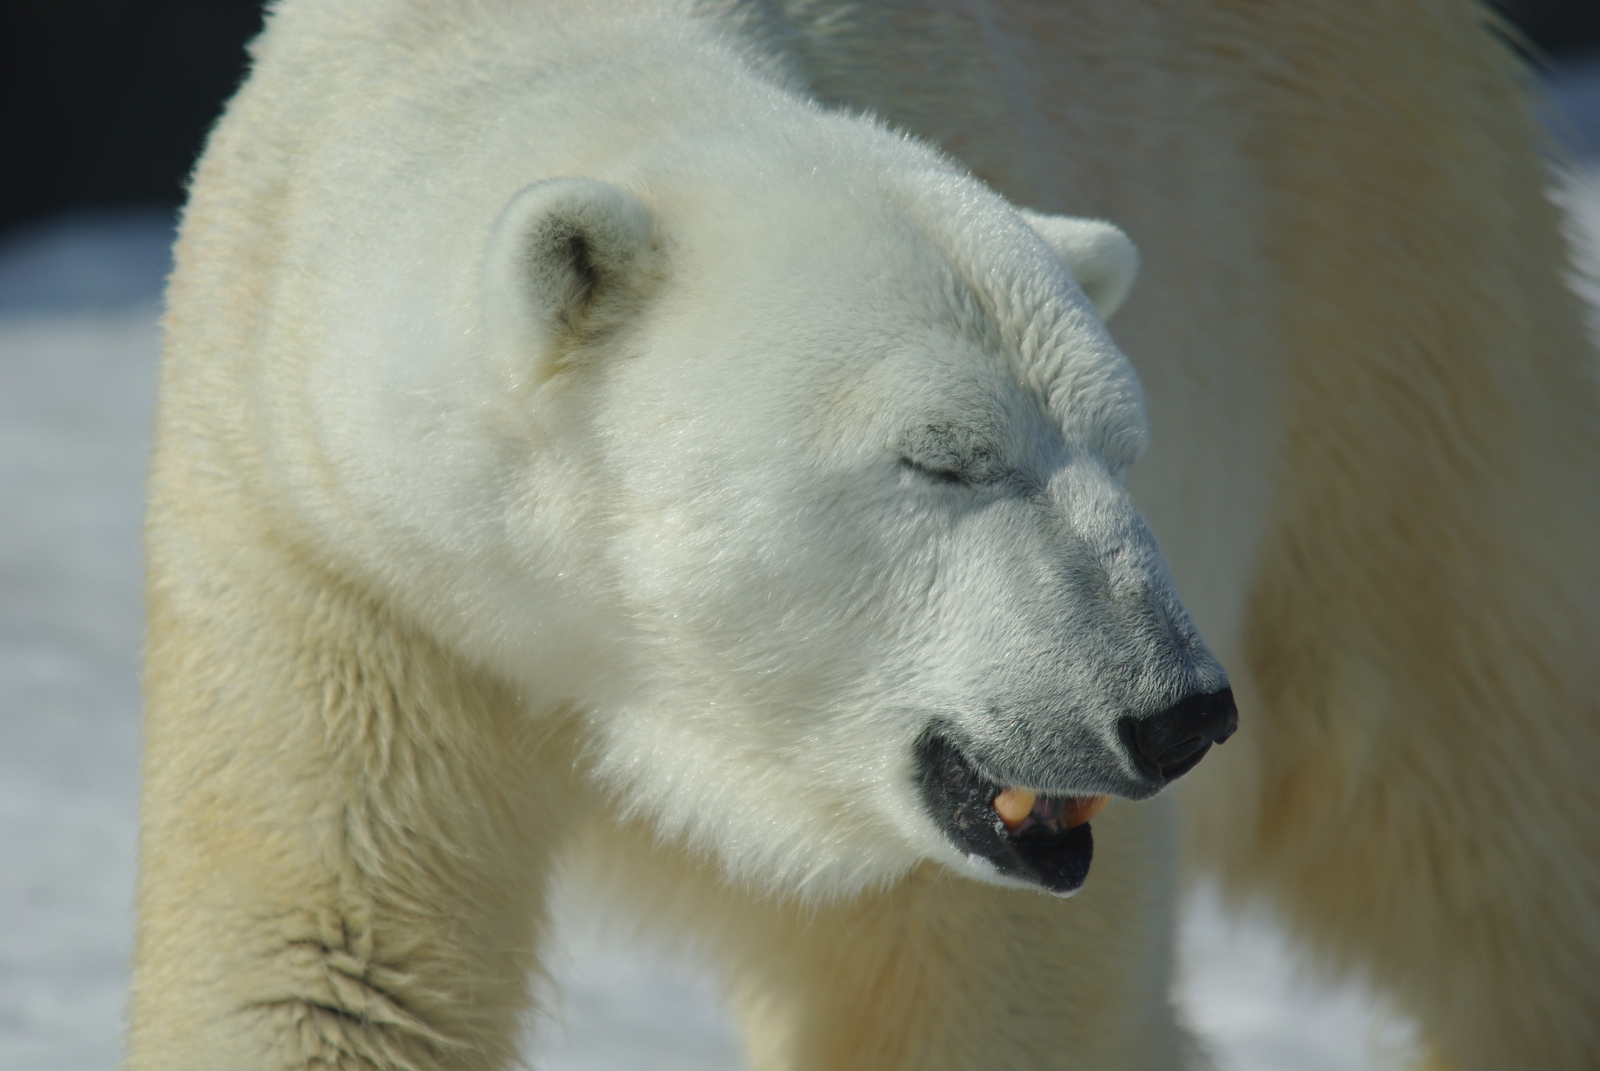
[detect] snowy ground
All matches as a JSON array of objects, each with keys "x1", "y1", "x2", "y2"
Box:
[{"x1": 3, "y1": 65, "x2": 1597, "y2": 1071}]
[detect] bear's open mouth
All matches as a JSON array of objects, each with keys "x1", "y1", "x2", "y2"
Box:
[{"x1": 915, "y1": 732, "x2": 1107, "y2": 896}]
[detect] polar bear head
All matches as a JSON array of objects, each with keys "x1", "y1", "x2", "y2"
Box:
[{"x1": 321, "y1": 121, "x2": 1232, "y2": 900}]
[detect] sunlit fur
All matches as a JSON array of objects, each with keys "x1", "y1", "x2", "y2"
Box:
[
  {"x1": 131, "y1": 1, "x2": 1224, "y2": 1068},
  {"x1": 130, "y1": 1, "x2": 1600, "y2": 1070}
]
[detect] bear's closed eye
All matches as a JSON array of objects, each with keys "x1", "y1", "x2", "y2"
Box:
[{"x1": 901, "y1": 455, "x2": 971, "y2": 485}]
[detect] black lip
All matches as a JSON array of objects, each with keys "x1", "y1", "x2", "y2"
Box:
[{"x1": 914, "y1": 732, "x2": 1094, "y2": 896}]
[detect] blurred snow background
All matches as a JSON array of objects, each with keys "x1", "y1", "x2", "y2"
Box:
[{"x1": 2, "y1": 61, "x2": 1597, "y2": 1071}]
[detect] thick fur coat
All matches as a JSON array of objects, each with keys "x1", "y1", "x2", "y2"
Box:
[{"x1": 130, "y1": 2, "x2": 1600, "y2": 1069}]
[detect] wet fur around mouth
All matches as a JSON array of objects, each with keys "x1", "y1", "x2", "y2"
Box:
[{"x1": 915, "y1": 731, "x2": 1095, "y2": 896}]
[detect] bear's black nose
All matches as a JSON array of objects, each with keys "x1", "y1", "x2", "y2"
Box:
[{"x1": 1123, "y1": 687, "x2": 1237, "y2": 784}]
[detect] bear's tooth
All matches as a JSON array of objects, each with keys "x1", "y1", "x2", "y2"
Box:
[
  {"x1": 1062, "y1": 795, "x2": 1108, "y2": 829},
  {"x1": 992, "y1": 788, "x2": 1037, "y2": 831}
]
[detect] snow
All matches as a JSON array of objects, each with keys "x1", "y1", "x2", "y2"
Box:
[
  {"x1": 0, "y1": 305, "x2": 154, "y2": 1071},
  {"x1": 3, "y1": 74, "x2": 1596, "y2": 1071}
]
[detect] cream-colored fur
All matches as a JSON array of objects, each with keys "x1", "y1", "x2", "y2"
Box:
[
  {"x1": 131, "y1": 1, "x2": 1600, "y2": 1070},
  {"x1": 564, "y1": 798, "x2": 1187, "y2": 1071},
  {"x1": 775, "y1": 2, "x2": 1600, "y2": 1067}
]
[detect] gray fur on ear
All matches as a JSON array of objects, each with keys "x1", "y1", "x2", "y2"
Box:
[
  {"x1": 1019, "y1": 211, "x2": 1140, "y2": 319},
  {"x1": 484, "y1": 178, "x2": 655, "y2": 373}
]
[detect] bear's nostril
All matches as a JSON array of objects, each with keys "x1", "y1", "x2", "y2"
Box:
[{"x1": 1125, "y1": 687, "x2": 1238, "y2": 784}]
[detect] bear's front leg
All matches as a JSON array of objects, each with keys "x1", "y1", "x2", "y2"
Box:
[
  {"x1": 734, "y1": 799, "x2": 1192, "y2": 1070},
  {"x1": 127, "y1": 539, "x2": 578, "y2": 1071},
  {"x1": 583, "y1": 796, "x2": 1195, "y2": 1071}
]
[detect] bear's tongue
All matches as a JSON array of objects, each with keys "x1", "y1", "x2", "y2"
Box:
[{"x1": 992, "y1": 788, "x2": 1107, "y2": 835}]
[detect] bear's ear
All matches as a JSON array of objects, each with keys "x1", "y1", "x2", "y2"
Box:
[
  {"x1": 483, "y1": 178, "x2": 656, "y2": 375},
  {"x1": 1018, "y1": 211, "x2": 1139, "y2": 319}
]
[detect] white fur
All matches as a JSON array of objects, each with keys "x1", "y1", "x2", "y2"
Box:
[
  {"x1": 213, "y1": 1, "x2": 1220, "y2": 899},
  {"x1": 131, "y1": 1, "x2": 1600, "y2": 1069}
]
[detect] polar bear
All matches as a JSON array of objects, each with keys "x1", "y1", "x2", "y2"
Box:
[
  {"x1": 130, "y1": 2, "x2": 1236, "y2": 1068},
  {"x1": 131, "y1": 1, "x2": 1600, "y2": 1070}
]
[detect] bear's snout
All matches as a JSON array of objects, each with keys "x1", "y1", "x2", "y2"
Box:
[{"x1": 1120, "y1": 687, "x2": 1238, "y2": 786}]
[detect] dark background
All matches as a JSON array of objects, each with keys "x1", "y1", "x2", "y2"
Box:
[{"x1": 1, "y1": 0, "x2": 1597, "y2": 237}]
